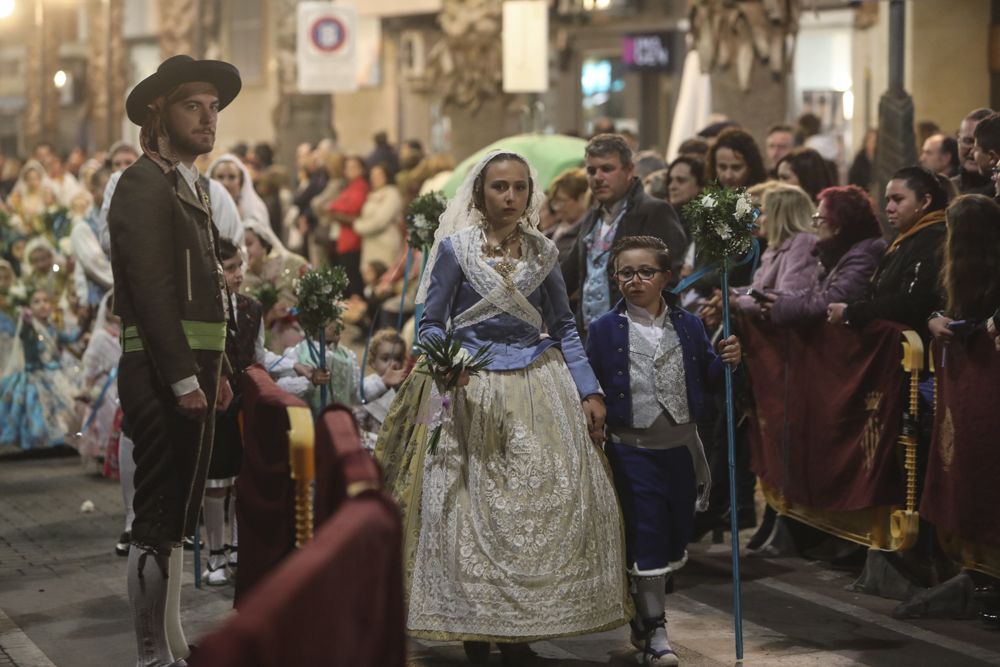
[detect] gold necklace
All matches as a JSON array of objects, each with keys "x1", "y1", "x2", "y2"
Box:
[{"x1": 482, "y1": 224, "x2": 522, "y2": 284}]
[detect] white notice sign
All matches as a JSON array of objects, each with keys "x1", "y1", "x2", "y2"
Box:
[
  {"x1": 297, "y1": 2, "x2": 358, "y2": 93},
  {"x1": 502, "y1": 1, "x2": 548, "y2": 94}
]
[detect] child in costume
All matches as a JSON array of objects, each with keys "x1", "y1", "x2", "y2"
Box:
[
  {"x1": 355, "y1": 328, "x2": 409, "y2": 452},
  {"x1": 0, "y1": 288, "x2": 79, "y2": 449},
  {"x1": 586, "y1": 236, "x2": 742, "y2": 667},
  {"x1": 0, "y1": 260, "x2": 22, "y2": 371},
  {"x1": 76, "y1": 290, "x2": 121, "y2": 466}
]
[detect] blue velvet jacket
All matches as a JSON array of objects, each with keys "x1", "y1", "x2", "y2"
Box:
[
  {"x1": 585, "y1": 295, "x2": 725, "y2": 428},
  {"x1": 420, "y1": 237, "x2": 602, "y2": 399}
]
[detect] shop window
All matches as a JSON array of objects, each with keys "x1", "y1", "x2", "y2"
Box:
[{"x1": 581, "y1": 56, "x2": 625, "y2": 133}]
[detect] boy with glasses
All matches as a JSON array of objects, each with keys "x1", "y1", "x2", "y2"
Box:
[{"x1": 585, "y1": 235, "x2": 741, "y2": 666}]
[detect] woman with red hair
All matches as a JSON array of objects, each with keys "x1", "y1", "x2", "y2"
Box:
[{"x1": 769, "y1": 185, "x2": 886, "y2": 325}]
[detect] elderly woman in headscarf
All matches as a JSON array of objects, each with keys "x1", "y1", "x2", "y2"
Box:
[
  {"x1": 5, "y1": 160, "x2": 56, "y2": 236},
  {"x1": 242, "y1": 219, "x2": 309, "y2": 326}
]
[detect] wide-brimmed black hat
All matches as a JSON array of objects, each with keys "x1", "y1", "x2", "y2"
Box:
[{"x1": 126, "y1": 55, "x2": 242, "y2": 126}]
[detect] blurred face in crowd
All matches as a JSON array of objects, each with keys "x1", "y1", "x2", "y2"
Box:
[
  {"x1": 244, "y1": 229, "x2": 267, "y2": 268},
  {"x1": 884, "y1": 179, "x2": 929, "y2": 233},
  {"x1": 550, "y1": 186, "x2": 587, "y2": 226},
  {"x1": 973, "y1": 138, "x2": 999, "y2": 181},
  {"x1": 324, "y1": 319, "x2": 343, "y2": 346},
  {"x1": 164, "y1": 82, "x2": 220, "y2": 163},
  {"x1": 344, "y1": 157, "x2": 365, "y2": 181},
  {"x1": 370, "y1": 165, "x2": 388, "y2": 189},
  {"x1": 0, "y1": 267, "x2": 13, "y2": 293},
  {"x1": 222, "y1": 251, "x2": 244, "y2": 293},
  {"x1": 89, "y1": 170, "x2": 110, "y2": 209},
  {"x1": 959, "y1": 117, "x2": 982, "y2": 173},
  {"x1": 372, "y1": 341, "x2": 405, "y2": 376},
  {"x1": 481, "y1": 159, "x2": 530, "y2": 228},
  {"x1": 586, "y1": 152, "x2": 634, "y2": 206},
  {"x1": 29, "y1": 248, "x2": 53, "y2": 275},
  {"x1": 919, "y1": 135, "x2": 950, "y2": 174},
  {"x1": 766, "y1": 130, "x2": 794, "y2": 167},
  {"x1": 614, "y1": 247, "x2": 670, "y2": 314},
  {"x1": 667, "y1": 162, "x2": 700, "y2": 208},
  {"x1": 45, "y1": 156, "x2": 64, "y2": 179},
  {"x1": 24, "y1": 168, "x2": 43, "y2": 192},
  {"x1": 776, "y1": 160, "x2": 800, "y2": 187},
  {"x1": 277, "y1": 321, "x2": 304, "y2": 349},
  {"x1": 212, "y1": 160, "x2": 243, "y2": 201},
  {"x1": 29, "y1": 290, "x2": 52, "y2": 322},
  {"x1": 714, "y1": 147, "x2": 749, "y2": 188},
  {"x1": 811, "y1": 199, "x2": 836, "y2": 243},
  {"x1": 111, "y1": 148, "x2": 138, "y2": 172}
]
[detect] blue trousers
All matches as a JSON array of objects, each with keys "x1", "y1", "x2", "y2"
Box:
[{"x1": 604, "y1": 441, "x2": 696, "y2": 574}]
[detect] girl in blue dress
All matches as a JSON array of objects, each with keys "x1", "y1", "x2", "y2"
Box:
[{"x1": 0, "y1": 287, "x2": 78, "y2": 449}]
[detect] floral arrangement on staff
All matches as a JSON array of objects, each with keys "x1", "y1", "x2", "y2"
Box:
[
  {"x1": 413, "y1": 331, "x2": 493, "y2": 453},
  {"x1": 40, "y1": 205, "x2": 71, "y2": 243},
  {"x1": 405, "y1": 190, "x2": 448, "y2": 249},
  {"x1": 682, "y1": 184, "x2": 757, "y2": 263},
  {"x1": 293, "y1": 265, "x2": 349, "y2": 370},
  {"x1": 249, "y1": 281, "x2": 279, "y2": 315}
]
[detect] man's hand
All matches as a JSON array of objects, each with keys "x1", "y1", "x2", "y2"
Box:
[
  {"x1": 216, "y1": 381, "x2": 234, "y2": 411},
  {"x1": 717, "y1": 335, "x2": 742, "y2": 366},
  {"x1": 699, "y1": 290, "x2": 723, "y2": 329},
  {"x1": 827, "y1": 302, "x2": 848, "y2": 325},
  {"x1": 582, "y1": 394, "x2": 606, "y2": 445},
  {"x1": 177, "y1": 388, "x2": 208, "y2": 419},
  {"x1": 928, "y1": 315, "x2": 954, "y2": 342}
]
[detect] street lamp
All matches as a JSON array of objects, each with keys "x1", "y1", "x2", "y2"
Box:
[
  {"x1": 0, "y1": 0, "x2": 15, "y2": 20},
  {"x1": 53, "y1": 69, "x2": 66, "y2": 88}
]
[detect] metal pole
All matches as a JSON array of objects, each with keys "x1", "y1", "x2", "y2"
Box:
[
  {"x1": 721, "y1": 259, "x2": 745, "y2": 662},
  {"x1": 36, "y1": 0, "x2": 44, "y2": 146},
  {"x1": 888, "y1": 0, "x2": 905, "y2": 93},
  {"x1": 105, "y1": 0, "x2": 114, "y2": 147}
]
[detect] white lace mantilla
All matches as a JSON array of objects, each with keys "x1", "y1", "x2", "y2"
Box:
[{"x1": 450, "y1": 226, "x2": 557, "y2": 331}]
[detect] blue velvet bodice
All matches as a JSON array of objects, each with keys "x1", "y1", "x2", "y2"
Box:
[{"x1": 419, "y1": 237, "x2": 601, "y2": 398}]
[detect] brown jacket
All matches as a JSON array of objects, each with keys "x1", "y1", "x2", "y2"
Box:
[{"x1": 108, "y1": 154, "x2": 229, "y2": 387}]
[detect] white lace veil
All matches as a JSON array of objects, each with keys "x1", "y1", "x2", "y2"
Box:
[{"x1": 415, "y1": 149, "x2": 551, "y2": 307}]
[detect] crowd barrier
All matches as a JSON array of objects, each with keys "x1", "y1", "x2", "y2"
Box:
[
  {"x1": 233, "y1": 365, "x2": 309, "y2": 606},
  {"x1": 923, "y1": 330, "x2": 1000, "y2": 579},
  {"x1": 739, "y1": 317, "x2": 922, "y2": 551}
]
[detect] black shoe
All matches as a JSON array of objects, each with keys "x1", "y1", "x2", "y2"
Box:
[
  {"x1": 115, "y1": 531, "x2": 131, "y2": 557},
  {"x1": 498, "y1": 642, "x2": 540, "y2": 665},
  {"x1": 463, "y1": 641, "x2": 490, "y2": 664}
]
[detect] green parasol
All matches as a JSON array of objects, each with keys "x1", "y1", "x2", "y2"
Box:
[{"x1": 440, "y1": 133, "x2": 588, "y2": 197}]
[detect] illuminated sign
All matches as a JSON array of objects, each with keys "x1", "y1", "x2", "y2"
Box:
[{"x1": 623, "y1": 33, "x2": 670, "y2": 71}]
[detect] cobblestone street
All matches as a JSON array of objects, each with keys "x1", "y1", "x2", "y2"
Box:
[{"x1": 3, "y1": 454, "x2": 1000, "y2": 666}]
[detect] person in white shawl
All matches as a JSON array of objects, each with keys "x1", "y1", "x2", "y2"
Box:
[{"x1": 208, "y1": 153, "x2": 271, "y2": 227}]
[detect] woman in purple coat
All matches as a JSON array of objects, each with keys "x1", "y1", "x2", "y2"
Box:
[{"x1": 768, "y1": 185, "x2": 886, "y2": 325}]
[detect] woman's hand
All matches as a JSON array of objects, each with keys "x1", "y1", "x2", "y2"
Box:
[
  {"x1": 699, "y1": 290, "x2": 723, "y2": 329},
  {"x1": 928, "y1": 315, "x2": 954, "y2": 342},
  {"x1": 717, "y1": 335, "x2": 742, "y2": 366},
  {"x1": 581, "y1": 394, "x2": 606, "y2": 445},
  {"x1": 827, "y1": 303, "x2": 848, "y2": 325}
]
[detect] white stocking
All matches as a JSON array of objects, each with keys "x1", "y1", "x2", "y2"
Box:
[{"x1": 165, "y1": 547, "x2": 188, "y2": 659}]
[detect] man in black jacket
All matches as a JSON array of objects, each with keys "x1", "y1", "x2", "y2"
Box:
[{"x1": 562, "y1": 134, "x2": 687, "y2": 332}]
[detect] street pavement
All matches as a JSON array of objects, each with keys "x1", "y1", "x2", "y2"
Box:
[{"x1": 3, "y1": 453, "x2": 1000, "y2": 666}]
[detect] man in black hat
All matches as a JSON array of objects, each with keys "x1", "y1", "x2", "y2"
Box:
[{"x1": 108, "y1": 55, "x2": 240, "y2": 667}]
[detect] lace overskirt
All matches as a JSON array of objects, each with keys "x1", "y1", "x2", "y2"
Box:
[{"x1": 376, "y1": 347, "x2": 630, "y2": 642}]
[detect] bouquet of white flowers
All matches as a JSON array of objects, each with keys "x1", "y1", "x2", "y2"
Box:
[
  {"x1": 682, "y1": 184, "x2": 758, "y2": 264},
  {"x1": 405, "y1": 191, "x2": 448, "y2": 249}
]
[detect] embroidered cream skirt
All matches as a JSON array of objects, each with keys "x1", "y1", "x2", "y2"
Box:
[{"x1": 376, "y1": 347, "x2": 630, "y2": 642}]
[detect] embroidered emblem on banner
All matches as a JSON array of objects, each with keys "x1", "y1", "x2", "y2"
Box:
[
  {"x1": 860, "y1": 391, "x2": 883, "y2": 471},
  {"x1": 938, "y1": 407, "x2": 955, "y2": 473}
]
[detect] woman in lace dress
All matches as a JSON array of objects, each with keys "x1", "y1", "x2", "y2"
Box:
[{"x1": 376, "y1": 151, "x2": 629, "y2": 663}]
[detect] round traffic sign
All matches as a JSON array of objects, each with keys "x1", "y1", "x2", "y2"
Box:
[{"x1": 310, "y1": 16, "x2": 348, "y2": 53}]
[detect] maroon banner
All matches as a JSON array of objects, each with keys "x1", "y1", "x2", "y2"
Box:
[
  {"x1": 190, "y1": 494, "x2": 406, "y2": 667},
  {"x1": 741, "y1": 318, "x2": 908, "y2": 512},
  {"x1": 234, "y1": 365, "x2": 307, "y2": 606},
  {"x1": 922, "y1": 331, "x2": 1000, "y2": 547}
]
